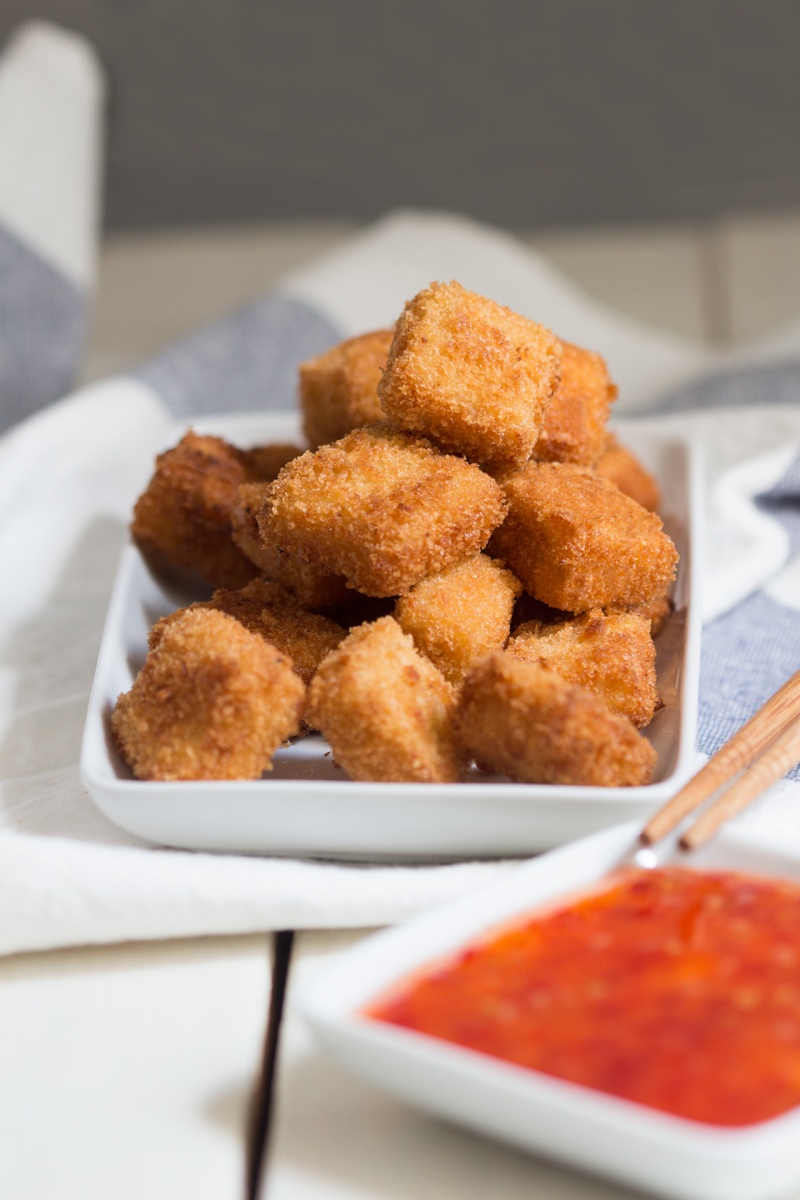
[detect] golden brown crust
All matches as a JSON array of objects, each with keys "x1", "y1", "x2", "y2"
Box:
[
  {"x1": 394, "y1": 554, "x2": 522, "y2": 684},
  {"x1": 378, "y1": 281, "x2": 561, "y2": 474},
  {"x1": 242, "y1": 442, "x2": 305, "y2": 481},
  {"x1": 305, "y1": 617, "x2": 464, "y2": 783},
  {"x1": 112, "y1": 608, "x2": 304, "y2": 781},
  {"x1": 131, "y1": 431, "x2": 260, "y2": 590},
  {"x1": 455, "y1": 653, "x2": 657, "y2": 787},
  {"x1": 149, "y1": 578, "x2": 345, "y2": 686},
  {"x1": 262, "y1": 424, "x2": 507, "y2": 597},
  {"x1": 508, "y1": 608, "x2": 658, "y2": 728},
  {"x1": 232, "y1": 483, "x2": 350, "y2": 609},
  {"x1": 300, "y1": 330, "x2": 394, "y2": 449},
  {"x1": 624, "y1": 592, "x2": 673, "y2": 637},
  {"x1": 490, "y1": 462, "x2": 678, "y2": 612},
  {"x1": 533, "y1": 340, "x2": 616, "y2": 466},
  {"x1": 595, "y1": 433, "x2": 661, "y2": 512}
]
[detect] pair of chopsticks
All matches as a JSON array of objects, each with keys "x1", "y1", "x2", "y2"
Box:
[{"x1": 641, "y1": 667, "x2": 800, "y2": 852}]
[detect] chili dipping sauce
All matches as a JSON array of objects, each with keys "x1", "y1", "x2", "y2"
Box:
[{"x1": 366, "y1": 867, "x2": 800, "y2": 1127}]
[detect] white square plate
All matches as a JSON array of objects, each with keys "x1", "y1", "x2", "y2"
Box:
[
  {"x1": 299, "y1": 822, "x2": 800, "y2": 1200},
  {"x1": 80, "y1": 413, "x2": 702, "y2": 860}
]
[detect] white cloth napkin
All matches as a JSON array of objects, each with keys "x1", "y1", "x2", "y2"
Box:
[
  {"x1": 1, "y1": 214, "x2": 799, "y2": 957},
  {"x1": 0, "y1": 21, "x2": 103, "y2": 431}
]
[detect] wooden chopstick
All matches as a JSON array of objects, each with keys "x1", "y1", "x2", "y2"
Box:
[
  {"x1": 680, "y1": 715, "x2": 800, "y2": 849},
  {"x1": 640, "y1": 666, "x2": 800, "y2": 848}
]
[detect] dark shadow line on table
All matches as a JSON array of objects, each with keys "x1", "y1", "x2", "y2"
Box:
[{"x1": 246, "y1": 929, "x2": 295, "y2": 1200}]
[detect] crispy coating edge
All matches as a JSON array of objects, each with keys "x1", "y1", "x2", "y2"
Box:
[
  {"x1": 149, "y1": 578, "x2": 345, "y2": 686},
  {"x1": 131, "y1": 431, "x2": 259, "y2": 590},
  {"x1": 112, "y1": 608, "x2": 304, "y2": 781},
  {"x1": 379, "y1": 281, "x2": 561, "y2": 473},
  {"x1": 595, "y1": 433, "x2": 662, "y2": 512},
  {"x1": 490, "y1": 462, "x2": 678, "y2": 612},
  {"x1": 455, "y1": 652, "x2": 657, "y2": 787},
  {"x1": 300, "y1": 329, "x2": 394, "y2": 449},
  {"x1": 533, "y1": 340, "x2": 616, "y2": 466},
  {"x1": 234, "y1": 482, "x2": 351, "y2": 608},
  {"x1": 507, "y1": 608, "x2": 658, "y2": 728}
]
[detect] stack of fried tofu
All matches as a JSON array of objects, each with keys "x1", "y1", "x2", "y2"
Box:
[{"x1": 115, "y1": 281, "x2": 677, "y2": 788}]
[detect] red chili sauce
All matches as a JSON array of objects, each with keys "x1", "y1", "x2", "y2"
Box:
[{"x1": 367, "y1": 867, "x2": 800, "y2": 1126}]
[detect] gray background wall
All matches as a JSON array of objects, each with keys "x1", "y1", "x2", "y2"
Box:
[{"x1": 3, "y1": 0, "x2": 800, "y2": 231}]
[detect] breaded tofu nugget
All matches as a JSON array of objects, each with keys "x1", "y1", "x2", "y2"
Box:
[
  {"x1": 132, "y1": 431, "x2": 260, "y2": 590},
  {"x1": 263, "y1": 425, "x2": 507, "y2": 597},
  {"x1": 232, "y1": 483, "x2": 350, "y2": 609},
  {"x1": 305, "y1": 617, "x2": 463, "y2": 783},
  {"x1": 533, "y1": 341, "x2": 616, "y2": 466},
  {"x1": 595, "y1": 433, "x2": 661, "y2": 511},
  {"x1": 508, "y1": 609, "x2": 658, "y2": 728},
  {"x1": 150, "y1": 578, "x2": 346, "y2": 686},
  {"x1": 490, "y1": 462, "x2": 678, "y2": 612},
  {"x1": 242, "y1": 442, "x2": 305, "y2": 481},
  {"x1": 378, "y1": 281, "x2": 561, "y2": 474},
  {"x1": 112, "y1": 608, "x2": 304, "y2": 781},
  {"x1": 456, "y1": 653, "x2": 656, "y2": 787},
  {"x1": 394, "y1": 554, "x2": 522, "y2": 684},
  {"x1": 300, "y1": 330, "x2": 394, "y2": 449}
]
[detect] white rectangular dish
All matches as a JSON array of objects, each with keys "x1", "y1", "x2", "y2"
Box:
[
  {"x1": 80, "y1": 412, "x2": 702, "y2": 859},
  {"x1": 299, "y1": 821, "x2": 800, "y2": 1200}
]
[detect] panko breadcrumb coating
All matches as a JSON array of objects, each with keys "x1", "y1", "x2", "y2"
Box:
[
  {"x1": 625, "y1": 592, "x2": 673, "y2": 637},
  {"x1": 456, "y1": 653, "x2": 657, "y2": 787},
  {"x1": 378, "y1": 281, "x2": 561, "y2": 474},
  {"x1": 508, "y1": 609, "x2": 658, "y2": 728},
  {"x1": 394, "y1": 554, "x2": 522, "y2": 684},
  {"x1": 595, "y1": 433, "x2": 661, "y2": 511},
  {"x1": 112, "y1": 608, "x2": 304, "y2": 781},
  {"x1": 305, "y1": 617, "x2": 464, "y2": 783},
  {"x1": 149, "y1": 578, "x2": 345, "y2": 686},
  {"x1": 490, "y1": 462, "x2": 678, "y2": 612},
  {"x1": 242, "y1": 442, "x2": 305, "y2": 482},
  {"x1": 131, "y1": 431, "x2": 260, "y2": 590},
  {"x1": 232, "y1": 483, "x2": 350, "y2": 609},
  {"x1": 262, "y1": 424, "x2": 507, "y2": 597},
  {"x1": 300, "y1": 330, "x2": 394, "y2": 449},
  {"x1": 533, "y1": 341, "x2": 616, "y2": 466}
]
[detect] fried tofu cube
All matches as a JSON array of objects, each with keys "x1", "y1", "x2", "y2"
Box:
[
  {"x1": 533, "y1": 341, "x2": 616, "y2": 466},
  {"x1": 394, "y1": 554, "x2": 522, "y2": 684},
  {"x1": 300, "y1": 330, "x2": 395, "y2": 449},
  {"x1": 132, "y1": 431, "x2": 260, "y2": 590},
  {"x1": 508, "y1": 608, "x2": 658, "y2": 728},
  {"x1": 306, "y1": 617, "x2": 463, "y2": 782},
  {"x1": 263, "y1": 425, "x2": 507, "y2": 597},
  {"x1": 378, "y1": 281, "x2": 561, "y2": 474},
  {"x1": 232, "y1": 483, "x2": 350, "y2": 609},
  {"x1": 113, "y1": 608, "x2": 304, "y2": 781},
  {"x1": 595, "y1": 433, "x2": 661, "y2": 511},
  {"x1": 242, "y1": 442, "x2": 305, "y2": 481},
  {"x1": 456, "y1": 653, "x2": 657, "y2": 787},
  {"x1": 490, "y1": 462, "x2": 678, "y2": 612}
]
